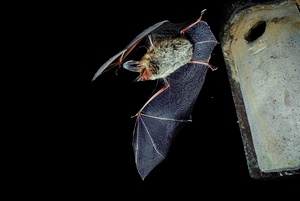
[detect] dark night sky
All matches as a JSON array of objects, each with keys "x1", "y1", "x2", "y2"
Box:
[{"x1": 20, "y1": 0, "x2": 299, "y2": 198}]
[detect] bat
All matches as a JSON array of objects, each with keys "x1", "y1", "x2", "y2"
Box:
[{"x1": 92, "y1": 9, "x2": 218, "y2": 180}]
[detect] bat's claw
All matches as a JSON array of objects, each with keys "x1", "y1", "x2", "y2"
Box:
[
  {"x1": 131, "y1": 112, "x2": 140, "y2": 118},
  {"x1": 209, "y1": 65, "x2": 218, "y2": 71},
  {"x1": 200, "y1": 9, "x2": 207, "y2": 17}
]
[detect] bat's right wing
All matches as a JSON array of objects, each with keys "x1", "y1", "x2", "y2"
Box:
[{"x1": 91, "y1": 20, "x2": 169, "y2": 81}]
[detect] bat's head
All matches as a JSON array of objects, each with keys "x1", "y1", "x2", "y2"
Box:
[{"x1": 123, "y1": 59, "x2": 153, "y2": 81}]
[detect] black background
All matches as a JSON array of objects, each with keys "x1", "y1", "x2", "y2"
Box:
[{"x1": 19, "y1": 0, "x2": 299, "y2": 199}]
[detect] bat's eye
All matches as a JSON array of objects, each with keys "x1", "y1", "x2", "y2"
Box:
[{"x1": 123, "y1": 60, "x2": 141, "y2": 72}]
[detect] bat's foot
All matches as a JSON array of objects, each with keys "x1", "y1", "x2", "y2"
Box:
[{"x1": 190, "y1": 60, "x2": 217, "y2": 71}]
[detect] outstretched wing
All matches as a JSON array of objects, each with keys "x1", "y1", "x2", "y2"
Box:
[
  {"x1": 133, "y1": 63, "x2": 208, "y2": 180},
  {"x1": 91, "y1": 20, "x2": 169, "y2": 81},
  {"x1": 132, "y1": 20, "x2": 218, "y2": 180}
]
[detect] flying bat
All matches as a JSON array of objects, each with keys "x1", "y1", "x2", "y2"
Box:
[{"x1": 92, "y1": 9, "x2": 218, "y2": 180}]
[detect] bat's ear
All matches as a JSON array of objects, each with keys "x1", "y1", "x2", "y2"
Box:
[{"x1": 123, "y1": 60, "x2": 140, "y2": 72}]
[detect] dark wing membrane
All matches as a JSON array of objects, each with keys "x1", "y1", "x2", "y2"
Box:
[
  {"x1": 143, "y1": 63, "x2": 208, "y2": 120},
  {"x1": 184, "y1": 21, "x2": 218, "y2": 44},
  {"x1": 146, "y1": 21, "x2": 190, "y2": 41},
  {"x1": 133, "y1": 63, "x2": 208, "y2": 180},
  {"x1": 186, "y1": 21, "x2": 218, "y2": 61},
  {"x1": 145, "y1": 21, "x2": 196, "y2": 48}
]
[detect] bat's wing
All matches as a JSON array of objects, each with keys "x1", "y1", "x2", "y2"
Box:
[
  {"x1": 91, "y1": 20, "x2": 169, "y2": 81},
  {"x1": 133, "y1": 63, "x2": 208, "y2": 180},
  {"x1": 91, "y1": 49, "x2": 126, "y2": 81},
  {"x1": 132, "y1": 20, "x2": 218, "y2": 180}
]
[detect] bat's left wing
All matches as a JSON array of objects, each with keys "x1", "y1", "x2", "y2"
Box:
[{"x1": 133, "y1": 63, "x2": 209, "y2": 180}]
